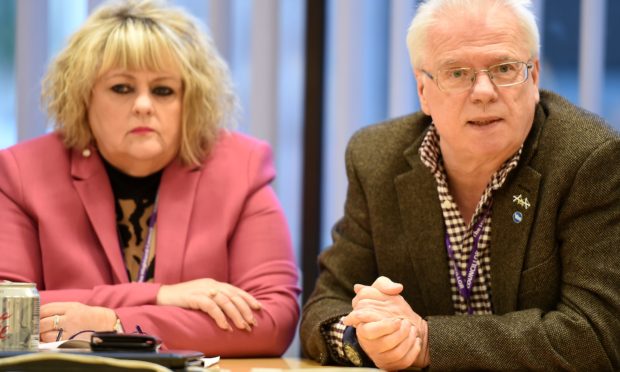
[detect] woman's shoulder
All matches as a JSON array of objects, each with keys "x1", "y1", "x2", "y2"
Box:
[
  {"x1": 0, "y1": 133, "x2": 72, "y2": 201},
  {"x1": 193, "y1": 130, "x2": 275, "y2": 184},
  {"x1": 0, "y1": 134, "x2": 72, "y2": 176},
  {"x1": 202, "y1": 130, "x2": 273, "y2": 166},
  {"x1": 1, "y1": 133, "x2": 68, "y2": 161},
  {"x1": 214, "y1": 130, "x2": 272, "y2": 152}
]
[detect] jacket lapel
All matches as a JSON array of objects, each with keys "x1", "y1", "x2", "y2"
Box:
[
  {"x1": 392, "y1": 103, "x2": 545, "y2": 315},
  {"x1": 490, "y1": 166, "x2": 541, "y2": 314},
  {"x1": 490, "y1": 104, "x2": 545, "y2": 314},
  {"x1": 154, "y1": 159, "x2": 201, "y2": 284},
  {"x1": 71, "y1": 148, "x2": 128, "y2": 283},
  {"x1": 394, "y1": 138, "x2": 454, "y2": 315}
]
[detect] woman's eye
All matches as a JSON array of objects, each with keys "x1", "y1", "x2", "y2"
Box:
[
  {"x1": 111, "y1": 84, "x2": 132, "y2": 94},
  {"x1": 152, "y1": 86, "x2": 174, "y2": 96}
]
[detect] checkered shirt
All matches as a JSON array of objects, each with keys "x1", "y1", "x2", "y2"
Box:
[
  {"x1": 419, "y1": 124, "x2": 521, "y2": 315},
  {"x1": 326, "y1": 124, "x2": 522, "y2": 361},
  {"x1": 325, "y1": 318, "x2": 348, "y2": 362}
]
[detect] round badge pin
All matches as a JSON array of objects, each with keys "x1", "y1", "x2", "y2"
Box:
[{"x1": 513, "y1": 211, "x2": 523, "y2": 223}]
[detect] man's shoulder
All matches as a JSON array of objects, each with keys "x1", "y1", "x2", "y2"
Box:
[
  {"x1": 538, "y1": 90, "x2": 619, "y2": 146},
  {"x1": 528, "y1": 90, "x2": 619, "y2": 179}
]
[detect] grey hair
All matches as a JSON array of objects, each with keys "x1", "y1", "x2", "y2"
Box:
[{"x1": 406, "y1": 0, "x2": 540, "y2": 68}]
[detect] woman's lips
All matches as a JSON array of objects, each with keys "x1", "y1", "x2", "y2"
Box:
[{"x1": 130, "y1": 127, "x2": 154, "y2": 134}]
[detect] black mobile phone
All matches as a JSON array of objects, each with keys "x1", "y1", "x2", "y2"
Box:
[{"x1": 90, "y1": 331, "x2": 161, "y2": 352}]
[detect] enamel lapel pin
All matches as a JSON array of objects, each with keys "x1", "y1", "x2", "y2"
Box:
[{"x1": 512, "y1": 194, "x2": 530, "y2": 223}]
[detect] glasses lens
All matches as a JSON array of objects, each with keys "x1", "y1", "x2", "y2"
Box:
[
  {"x1": 490, "y1": 62, "x2": 526, "y2": 86},
  {"x1": 437, "y1": 67, "x2": 473, "y2": 93},
  {"x1": 435, "y1": 62, "x2": 529, "y2": 92}
]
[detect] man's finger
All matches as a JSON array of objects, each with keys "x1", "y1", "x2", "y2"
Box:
[
  {"x1": 352, "y1": 285, "x2": 388, "y2": 308},
  {"x1": 355, "y1": 317, "x2": 402, "y2": 341},
  {"x1": 376, "y1": 325, "x2": 420, "y2": 369},
  {"x1": 361, "y1": 318, "x2": 412, "y2": 352},
  {"x1": 343, "y1": 309, "x2": 385, "y2": 326},
  {"x1": 371, "y1": 276, "x2": 403, "y2": 295}
]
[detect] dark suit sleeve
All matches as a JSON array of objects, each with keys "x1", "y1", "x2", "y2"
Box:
[
  {"x1": 427, "y1": 137, "x2": 620, "y2": 371},
  {"x1": 300, "y1": 133, "x2": 380, "y2": 365}
]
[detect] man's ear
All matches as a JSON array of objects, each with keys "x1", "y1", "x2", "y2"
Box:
[
  {"x1": 530, "y1": 59, "x2": 541, "y2": 104},
  {"x1": 414, "y1": 69, "x2": 431, "y2": 115}
]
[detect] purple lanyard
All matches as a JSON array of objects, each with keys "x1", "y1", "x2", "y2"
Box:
[
  {"x1": 137, "y1": 194, "x2": 159, "y2": 282},
  {"x1": 444, "y1": 207, "x2": 490, "y2": 315}
]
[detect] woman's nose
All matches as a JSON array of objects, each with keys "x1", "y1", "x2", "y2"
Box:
[{"x1": 132, "y1": 93, "x2": 154, "y2": 116}]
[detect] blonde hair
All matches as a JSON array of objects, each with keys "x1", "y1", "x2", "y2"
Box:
[
  {"x1": 406, "y1": 0, "x2": 540, "y2": 69},
  {"x1": 42, "y1": 0, "x2": 237, "y2": 165}
]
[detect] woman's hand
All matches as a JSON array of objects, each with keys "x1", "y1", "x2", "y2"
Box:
[
  {"x1": 156, "y1": 278, "x2": 261, "y2": 332},
  {"x1": 40, "y1": 302, "x2": 117, "y2": 342}
]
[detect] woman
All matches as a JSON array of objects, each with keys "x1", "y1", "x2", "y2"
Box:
[{"x1": 0, "y1": 0, "x2": 300, "y2": 357}]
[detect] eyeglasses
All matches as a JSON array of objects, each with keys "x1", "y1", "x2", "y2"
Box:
[{"x1": 422, "y1": 61, "x2": 533, "y2": 94}]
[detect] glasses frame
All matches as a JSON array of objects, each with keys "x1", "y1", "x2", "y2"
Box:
[{"x1": 422, "y1": 61, "x2": 534, "y2": 93}]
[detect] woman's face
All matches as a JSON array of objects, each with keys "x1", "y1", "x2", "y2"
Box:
[{"x1": 88, "y1": 68, "x2": 184, "y2": 176}]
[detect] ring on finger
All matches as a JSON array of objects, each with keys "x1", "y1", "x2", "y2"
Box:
[{"x1": 53, "y1": 315, "x2": 60, "y2": 331}]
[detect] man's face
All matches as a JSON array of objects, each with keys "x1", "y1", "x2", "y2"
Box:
[{"x1": 414, "y1": 10, "x2": 540, "y2": 166}]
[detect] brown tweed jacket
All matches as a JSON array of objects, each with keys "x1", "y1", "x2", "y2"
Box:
[{"x1": 300, "y1": 90, "x2": 620, "y2": 371}]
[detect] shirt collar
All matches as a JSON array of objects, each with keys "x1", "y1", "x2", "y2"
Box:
[{"x1": 419, "y1": 123, "x2": 523, "y2": 199}]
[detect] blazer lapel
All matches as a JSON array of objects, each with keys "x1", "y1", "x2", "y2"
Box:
[
  {"x1": 71, "y1": 148, "x2": 128, "y2": 283},
  {"x1": 490, "y1": 104, "x2": 545, "y2": 314},
  {"x1": 154, "y1": 159, "x2": 201, "y2": 284},
  {"x1": 490, "y1": 166, "x2": 541, "y2": 314},
  {"x1": 394, "y1": 140, "x2": 454, "y2": 316},
  {"x1": 391, "y1": 104, "x2": 546, "y2": 316}
]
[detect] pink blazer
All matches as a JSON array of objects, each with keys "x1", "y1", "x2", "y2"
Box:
[{"x1": 0, "y1": 132, "x2": 300, "y2": 357}]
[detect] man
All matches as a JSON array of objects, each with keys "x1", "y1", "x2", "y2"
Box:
[{"x1": 300, "y1": 0, "x2": 620, "y2": 370}]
